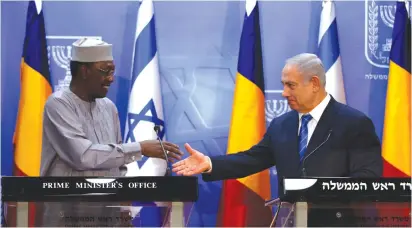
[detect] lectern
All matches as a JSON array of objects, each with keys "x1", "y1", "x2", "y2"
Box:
[
  {"x1": 1, "y1": 176, "x2": 197, "y2": 227},
  {"x1": 265, "y1": 177, "x2": 411, "y2": 227}
]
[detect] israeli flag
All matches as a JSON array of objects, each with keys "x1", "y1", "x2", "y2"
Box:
[
  {"x1": 124, "y1": 0, "x2": 167, "y2": 177},
  {"x1": 123, "y1": 0, "x2": 170, "y2": 226},
  {"x1": 317, "y1": 0, "x2": 346, "y2": 104}
]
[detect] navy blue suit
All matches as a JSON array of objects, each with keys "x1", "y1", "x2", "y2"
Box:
[{"x1": 203, "y1": 96, "x2": 383, "y2": 226}]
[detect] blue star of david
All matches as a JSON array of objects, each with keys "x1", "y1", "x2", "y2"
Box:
[{"x1": 125, "y1": 99, "x2": 165, "y2": 167}]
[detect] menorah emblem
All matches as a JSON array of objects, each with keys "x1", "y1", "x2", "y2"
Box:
[
  {"x1": 49, "y1": 45, "x2": 72, "y2": 74},
  {"x1": 47, "y1": 45, "x2": 72, "y2": 91},
  {"x1": 265, "y1": 99, "x2": 291, "y2": 123},
  {"x1": 46, "y1": 35, "x2": 102, "y2": 92},
  {"x1": 380, "y1": 5, "x2": 397, "y2": 28},
  {"x1": 364, "y1": 0, "x2": 407, "y2": 68}
]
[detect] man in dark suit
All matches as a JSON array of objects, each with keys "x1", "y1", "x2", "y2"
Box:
[{"x1": 172, "y1": 53, "x2": 383, "y2": 226}]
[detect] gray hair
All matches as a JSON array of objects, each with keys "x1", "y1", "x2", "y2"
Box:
[{"x1": 285, "y1": 53, "x2": 326, "y2": 86}]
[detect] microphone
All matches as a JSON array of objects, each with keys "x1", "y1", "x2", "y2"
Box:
[
  {"x1": 267, "y1": 131, "x2": 333, "y2": 226},
  {"x1": 153, "y1": 125, "x2": 171, "y2": 176},
  {"x1": 301, "y1": 129, "x2": 332, "y2": 177}
]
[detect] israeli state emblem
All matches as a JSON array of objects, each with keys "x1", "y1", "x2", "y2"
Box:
[{"x1": 364, "y1": 0, "x2": 410, "y2": 68}]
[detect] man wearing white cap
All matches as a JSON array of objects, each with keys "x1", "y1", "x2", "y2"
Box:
[{"x1": 38, "y1": 38, "x2": 182, "y2": 226}]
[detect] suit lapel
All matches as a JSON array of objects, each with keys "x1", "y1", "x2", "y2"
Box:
[{"x1": 304, "y1": 97, "x2": 337, "y2": 157}]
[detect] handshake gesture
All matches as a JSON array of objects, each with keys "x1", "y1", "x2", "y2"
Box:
[
  {"x1": 140, "y1": 140, "x2": 210, "y2": 176},
  {"x1": 172, "y1": 143, "x2": 211, "y2": 176}
]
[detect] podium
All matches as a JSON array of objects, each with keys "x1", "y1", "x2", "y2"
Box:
[
  {"x1": 265, "y1": 178, "x2": 411, "y2": 227},
  {"x1": 1, "y1": 176, "x2": 197, "y2": 227}
]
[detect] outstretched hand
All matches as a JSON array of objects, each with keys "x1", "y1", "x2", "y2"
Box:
[
  {"x1": 172, "y1": 143, "x2": 211, "y2": 176},
  {"x1": 140, "y1": 140, "x2": 183, "y2": 162}
]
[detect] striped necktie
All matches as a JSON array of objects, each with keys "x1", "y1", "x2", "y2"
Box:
[{"x1": 299, "y1": 114, "x2": 313, "y2": 162}]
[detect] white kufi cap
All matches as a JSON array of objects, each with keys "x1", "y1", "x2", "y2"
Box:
[{"x1": 71, "y1": 38, "x2": 113, "y2": 62}]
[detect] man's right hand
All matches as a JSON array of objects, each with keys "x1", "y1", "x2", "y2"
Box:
[
  {"x1": 172, "y1": 143, "x2": 211, "y2": 176},
  {"x1": 140, "y1": 140, "x2": 183, "y2": 162}
]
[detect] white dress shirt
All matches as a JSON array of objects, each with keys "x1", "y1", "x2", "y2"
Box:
[{"x1": 298, "y1": 94, "x2": 331, "y2": 146}]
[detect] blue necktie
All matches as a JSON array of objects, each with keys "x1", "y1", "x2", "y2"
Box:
[{"x1": 299, "y1": 114, "x2": 313, "y2": 162}]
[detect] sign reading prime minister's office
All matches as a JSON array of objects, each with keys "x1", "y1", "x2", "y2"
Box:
[
  {"x1": 42, "y1": 179, "x2": 158, "y2": 189},
  {"x1": 1, "y1": 176, "x2": 198, "y2": 202}
]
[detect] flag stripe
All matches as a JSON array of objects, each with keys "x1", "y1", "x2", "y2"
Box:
[
  {"x1": 317, "y1": 0, "x2": 346, "y2": 104},
  {"x1": 237, "y1": 5, "x2": 264, "y2": 93},
  {"x1": 14, "y1": 61, "x2": 52, "y2": 176},
  {"x1": 218, "y1": 1, "x2": 271, "y2": 226},
  {"x1": 220, "y1": 75, "x2": 271, "y2": 226},
  {"x1": 13, "y1": 1, "x2": 52, "y2": 227},
  {"x1": 317, "y1": 2, "x2": 334, "y2": 43},
  {"x1": 318, "y1": 19, "x2": 339, "y2": 72},
  {"x1": 325, "y1": 57, "x2": 346, "y2": 102},
  {"x1": 382, "y1": 61, "x2": 411, "y2": 176},
  {"x1": 227, "y1": 5, "x2": 268, "y2": 198},
  {"x1": 226, "y1": 74, "x2": 266, "y2": 156},
  {"x1": 382, "y1": 1, "x2": 411, "y2": 178},
  {"x1": 14, "y1": 0, "x2": 52, "y2": 177},
  {"x1": 388, "y1": 4, "x2": 411, "y2": 73},
  {"x1": 131, "y1": 17, "x2": 157, "y2": 85},
  {"x1": 22, "y1": 1, "x2": 51, "y2": 84},
  {"x1": 383, "y1": 160, "x2": 410, "y2": 177},
  {"x1": 379, "y1": 2, "x2": 411, "y2": 227}
]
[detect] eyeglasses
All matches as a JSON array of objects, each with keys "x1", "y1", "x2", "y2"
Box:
[{"x1": 96, "y1": 67, "x2": 115, "y2": 77}]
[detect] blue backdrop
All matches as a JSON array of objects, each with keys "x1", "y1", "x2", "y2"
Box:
[{"x1": 2, "y1": 0, "x2": 406, "y2": 226}]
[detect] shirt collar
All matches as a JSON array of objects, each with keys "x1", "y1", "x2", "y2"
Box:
[{"x1": 298, "y1": 94, "x2": 331, "y2": 122}]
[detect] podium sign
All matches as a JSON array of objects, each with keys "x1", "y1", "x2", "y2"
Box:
[
  {"x1": 2, "y1": 176, "x2": 197, "y2": 227},
  {"x1": 283, "y1": 177, "x2": 411, "y2": 202},
  {"x1": 1, "y1": 176, "x2": 198, "y2": 202},
  {"x1": 266, "y1": 178, "x2": 411, "y2": 227}
]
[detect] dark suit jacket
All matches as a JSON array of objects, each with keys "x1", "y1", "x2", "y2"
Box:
[{"x1": 202, "y1": 96, "x2": 383, "y2": 226}]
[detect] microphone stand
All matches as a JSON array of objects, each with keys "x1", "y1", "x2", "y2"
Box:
[
  {"x1": 301, "y1": 129, "x2": 332, "y2": 177},
  {"x1": 153, "y1": 125, "x2": 171, "y2": 176},
  {"x1": 153, "y1": 125, "x2": 173, "y2": 227}
]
